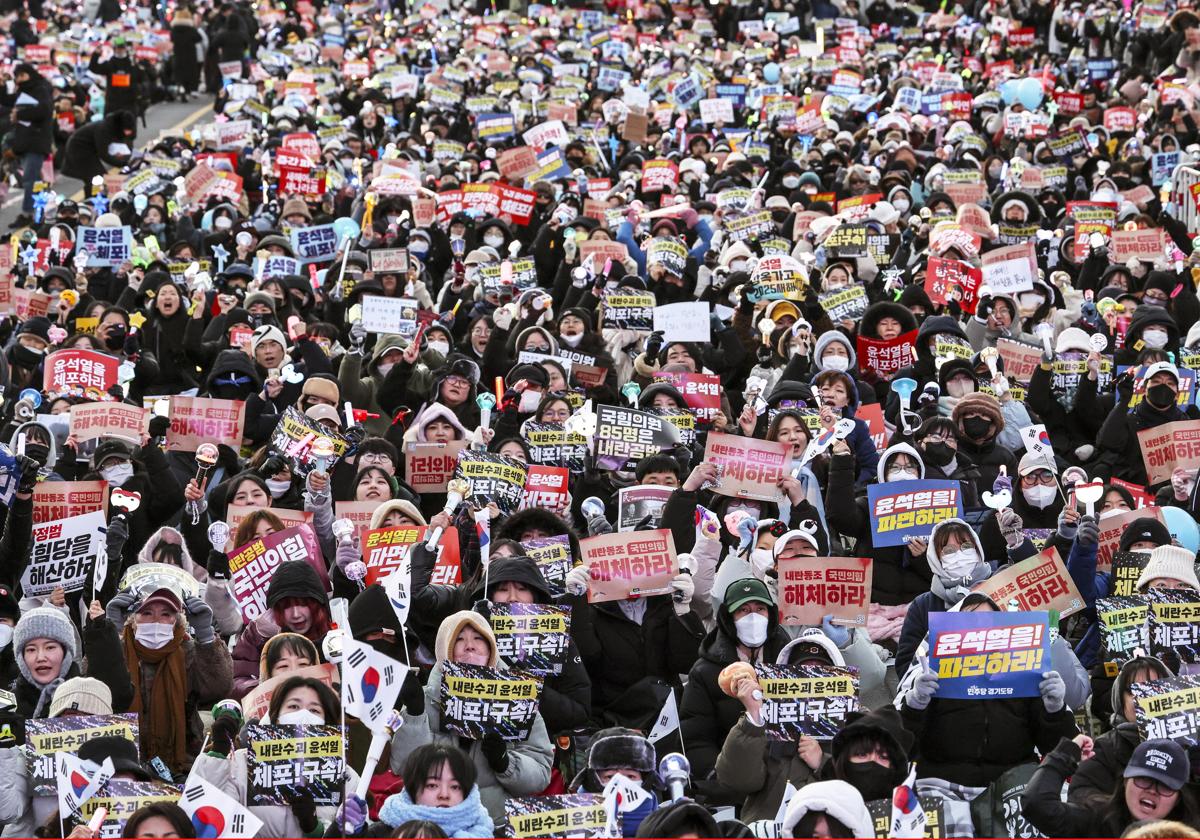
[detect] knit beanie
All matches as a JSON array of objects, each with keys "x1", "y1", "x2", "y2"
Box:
[
  {"x1": 1120, "y1": 517, "x2": 1173, "y2": 553},
  {"x1": 1137, "y1": 544, "x2": 1200, "y2": 592},
  {"x1": 952, "y1": 392, "x2": 1004, "y2": 433},
  {"x1": 48, "y1": 676, "x2": 112, "y2": 718},
  {"x1": 14, "y1": 607, "x2": 78, "y2": 716},
  {"x1": 301, "y1": 375, "x2": 341, "y2": 405},
  {"x1": 251, "y1": 324, "x2": 287, "y2": 354}
]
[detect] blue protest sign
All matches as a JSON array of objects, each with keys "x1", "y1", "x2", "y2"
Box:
[
  {"x1": 866, "y1": 479, "x2": 964, "y2": 547},
  {"x1": 928, "y1": 610, "x2": 1051, "y2": 700},
  {"x1": 289, "y1": 223, "x2": 339, "y2": 265}
]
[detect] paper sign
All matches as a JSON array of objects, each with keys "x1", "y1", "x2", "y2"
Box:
[
  {"x1": 227, "y1": 524, "x2": 323, "y2": 621},
  {"x1": 652, "y1": 301, "x2": 711, "y2": 342},
  {"x1": 928, "y1": 610, "x2": 1050, "y2": 699},
  {"x1": 757, "y1": 663, "x2": 860, "y2": 740},
  {"x1": 32, "y1": 480, "x2": 106, "y2": 524},
  {"x1": 165, "y1": 397, "x2": 245, "y2": 451},
  {"x1": 972, "y1": 547, "x2": 1084, "y2": 617},
  {"x1": 1138, "y1": 419, "x2": 1200, "y2": 485},
  {"x1": 777, "y1": 556, "x2": 872, "y2": 627},
  {"x1": 866, "y1": 480, "x2": 963, "y2": 547},
  {"x1": 22, "y1": 510, "x2": 106, "y2": 596},
  {"x1": 702, "y1": 432, "x2": 790, "y2": 502},
  {"x1": 580, "y1": 528, "x2": 677, "y2": 602},
  {"x1": 441, "y1": 662, "x2": 543, "y2": 741}
]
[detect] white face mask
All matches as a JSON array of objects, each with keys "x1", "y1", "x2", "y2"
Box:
[
  {"x1": 519, "y1": 389, "x2": 542, "y2": 413},
  {"x1": 377, "y1": 361, "x2": 394, "y2": 377},
  {"x1": 101, "y1": 463, "x2": 134, "y2": 488},
  {"x1": 893, "y1": 199, "x2": 910, "y2": 214},
  {"x1": 729, "y1": 259, "x2": 748, "y2": 273},
  {"x1": 823, "y1": 355, "x2": 849, "y2": 372},
  {"x1": 427, "y1": 340, "x2": 449, "y2": 356},
  {"x1": 750, "y1": 547, "x2": 774, "y2": 580},
  {"x1": 1143, "y1": 329, "x2": 1169, "y2": 349},
  {"x1": 734, "y1": 612, "x2": 769, "y2": 648},
  {"x1": 214, "y1": 216, "x2": 232, "y2": 231},
  {"x1": 266, "y1": 478, "x2": 291, "y2": 498},
  {"x1": 1099, "y1": 506, "x2": 1128, "y2": 520},
  {"x1": 888, "y1": 469, "x2": 918, "y2": 482},
  {"x1": 0, "y1": 624, "x2": 11, "y2": 650},
  {"x1": 278, "y1": 708, "x2": 325, "y2": 726},
  {"x1": 782, "y1": 175, "x2": 801, "y2": 189},
  {"x1": 560, "y1": 332, "x2": 583, "y2": 347},
  {"x1": 1022, "y1": 484, "x2": 1056, "y2": 509},
  {"x1": 940, "y1": 547, "x2": 979, "y2": 578},
  {"x1": 483, "y1": 233, "x2": 505, "y2": 248},
  {"x1": 134, "y1": 622, "x2": 175, "y2": 650}
]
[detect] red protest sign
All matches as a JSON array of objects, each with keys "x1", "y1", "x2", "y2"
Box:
[
  {"x1": 44, "y1": 349, "x2": 118, "y2": 395},
  {"x1": 640, "y1": 159, "x2": 679, "y2": 193},
  {"x1": 522, "y1": 465, "x2": 569, "y2": 510},
  {"x1": 493, "y1": 183, "x2": 537, "y2": 226},
  {"x1": 996, "y1": 338, "x2": 1043, "y2": 385},
  {"x1": 361, "y1": 525, "x2": 460, "y2": 585},
  {"x1": 580, "y1": 529, "x2": 677, "y2": 602},
  {"x1": 282, "y1": 132, "x2": 321, "y2": 162},
  {"x1": 1103, "y1": 107, "x2": 1137, "y2": 133},
  {"x1": 1112, "y1": 228, "x2": 1165, "y2": 262},
  {"x1": 925, "y1": 256, "x2": 982, "y2": 313},
  {"x1": 33, "y1": 480, "x2": 106, "y2": 524},
  {"x1": 777, "y1": 556, "x2": 872, "y2": 627},
  {"x1": 702, "y1": 433, "x2": 790, "y2": 502},
  {"x1": 856, "y1": 330, "x2": 917, "y2": 380},
  {"x1": 652, "y1": 372, "x2": 722, "y2": 422},
  {"x1": 165, "y1": 396, "x2": 246, "y2": 452}
]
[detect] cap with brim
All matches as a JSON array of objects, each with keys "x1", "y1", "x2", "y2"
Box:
[
  {"x1": 723, "y1": 577, "x2": 773, "y2": 614},
  {"x1": 787, "y1": 641, "x2": 834, "y2": 665},
  {"x1": 772, "y1": 530, "x2": 818, "y2": 559},
  {"x1": 1124, "y1": 739, "x2": 1189, "y2": 791},
  {"x1": 140, "y1": 587, "x2": 182, "y2": 613}
]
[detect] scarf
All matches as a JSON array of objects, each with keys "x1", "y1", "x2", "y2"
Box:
[
  {"x1": 930, "y1": 563, "x2": 991, "y2": 605},
  {"x1": 378, "y1": 787, "x2": 493, "y2": 838},
  {"x1": 124, "y1": 623, "x2": 189, "y2": 770}
]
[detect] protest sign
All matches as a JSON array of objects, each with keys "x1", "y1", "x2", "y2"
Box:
[
  {"x1": 1112, "y1": 551, "x2": 1151, "y2": 597},
  {"x1": 971, "y1": 547, "x2": 1084, "y2": 617},
  {"x1": 165, "y1": 396, "x2": 245, "y2": 452},
  {"x1": 21, "y1": 510, "x2": 106, "y2": 596},
  {"x1": 522, "y1": 465, "x2": 570, "y2": 510},
  {"x1": 1147, "y1": 588, "x2": 1200, "y2": 664},
  {"x1": 453, "y1": 450, "x2": 528, "y2": 514},
  {"x1": 79, "y1": 780, "x2": 181, "y2": 836},
  {"x1": 360, "y1": 295, "x2": 419, "y2": 335},
  {"x1": 226, "y1": 505, "x2": 312, "y2": 537},
  {"x1": 818, "y1": 286, "x2": 869, "y2": 322},
  {"x1": 25, "y1": 713, "x2": 138, "y2": 796},
  {"x1": 777, "y1": 556, "x2": 872, "y2": 627},
  {"x1": 1098, "y1": 595, "x2": 1151, "y2": 666},
  {"x1": 756, "y1": 663, "x2": 860, "y2": 740},
  {"x1": 701, "y1": 433, "x2": 790, "y2": 503},
  {"x1": 580, "y1": 528, "x2": 677, "y2": 602},
  {"x1": 404, "y1": 441, "x2": 468, "y2": 493},
  {"x1": 240, "y1": 663, "x2": 338, "y2": 721},
  {"x1": 332, "y1": 500, "x2": 377, "y2": 541},
  {"x1": 369, "y1": 248, "x2": 409, "y2": 274},
  {"x1": 69, "y1": 402, "x2": 146, "y2": 443},
  {"x1": 77, "y1": 225, "x2": 133, "y2": 268},
  {"x1": 228, "y1": 524, "x2": 323, "y2": 621},
  {"x1": 1097, "y1": 507, "x2": 1165, "y2": 571},
  {"x1": 441, "y1": 662, "x2": 543, "y2": 740},
  {"x1": 593, "y1": 405, "x2": 680, "y2": 471},
  {"x1": 857, "y1": 330, "x2": 918, "y2": 380},
  {"x1": 651, "y1": 372, "x2": 722, "y2": 423},
  {"x1": 652, "y1": 301, "x2": 711, "y2": 342},
  {"x1": 119, "y1": 562, "x2": 201, "y2": 601},
  {"x1": 995, "y1": 338, "x2": 1043, "y2": 385},
  {"x1": 523, "y1": 423, "x2": 589, "y2": 472},
  {"x1": 289, "y1": 223, "x2": 339, "y2": 264},
  {"x1": 246, "y1": 723, "x2": 344, "y2": 805},
  {"x1": 601, "y1": 291, "x2": 655, "y2": 331},
  {"x1": 866, "y1": 797, "x2": 945, "y2": 839},
  {"x1": 269, "y1": 407, "x2": 351, "y2": 477},
  {"x1": 928, "y1": 610, "x2": 1050, "y2": 699},
  {"x1": 523, "y1": 535, "x2": 576, "y2": 597},
  {"x1": 645, "y1": 238, "x2": 687, "y2": 277},
  {"x1": 866, "y1": 480, "x2": 963, "y2": 547},
  {"x1": 44, "y1": 349, "x2": 118, "y2": 395},
  {"x1": 1134, "y1": 675, "x2": 1200, "y2": 746},
  {"x1": 491, "y1": 603, "x2": 572, "y2": 675},
  {"x1": 616, "y1": 485, "x2": 672, "y2": 531},
  {"x1": 505, "y1": 793, "x2": 610, "y2": 838},
  {"x1": 1112, "y1": 228, "x2": 1165, "y2": 262},
  {"x1": 362, "y1": 525, "x2": 422, "y2": 586},
  {"x1": 32, "y1": 480, "x2": 106, "y2": 524},
  {"x1": 1138, "y1": 419, "x2": 1200, "y2": 485},
  {"x1": 747, "y1": 255, "x2": 806, "y2": 302}
]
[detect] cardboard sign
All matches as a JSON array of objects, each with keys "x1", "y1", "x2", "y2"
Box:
[
  {"x1": 972, "y1": 547, "x2": 1084, "y2": 617},
  {"x1": 289, "y1": 223, "x2": 340, "y2": 264},
  {"x1": 22, "y1": 510, "x2": 106, "y2": 596},
  {"x1": 333, "y1": 500, "x2": 378, "y2": 541},
  {"x1": 925, "y1": 257, "x2": 982, "y2": 310},
  {"x1": 577, "y1": 239, "x2": 628, "y2": 266},
  {"x1": 32, "y1": 480, "x2": 105, "y2": 524},
  {"x1": 1133, "y1": 675, "x2": 1200, "y2": 746},
  {"x1": 756, "y1": 663, "x2": 860, "y2": 740},
  {"x1": 497, "y1": 146, "x2": 539, "y2": 180},
  {"x1": 453, "y1": 450, "x2": 528, "y2": 515},
  {"x1": 44, "y1": 349, "x2": 119, "y2": 395},
  {"x1": 523, "y1": 423, "x2": 588, "y2": 473},
  {"x1": 818, "y1": 286, "x2": 869, "y2": 322},
  {"x1": 227, "y1": 524, "x2": 323, "y2": 621},
  {"x1": 226, "y1": 505, "x2": 312, "y2": 539},
  {"x1": 702, "y1": 432, "x2": 790, "y2": 503},
  {"x1": 405, "y1": 441, "x2": 467, "y2": 494},
  {"x1": 866, "y1": 480, "x2": 963, "y2": 547},
  {"x1": 580, "y1": 528, "x2": 677, "y2": 602},
  {"x1": 857, "y1": 330, "x2": 917, "y2": 380},
  {"x1": 245, "y1": 724, "x2": 344, "y2": 805},
  {"x1": 165, "y1": 396, "x2": 245, "y2": 452},
  {"x1": 361, "y1": 525, "x2": 423, "y2": 586},
  {"x1": 68, "y1": 402, "x2": 145, "y2": 443},
  {"x1": 1138, "y1": 419, "x2": 1200, "y2": 485},
  {"x1": 593, "y1": 405, "x2": 680, "y2": 472},
  {"x1": 490, "y1": 603, "x2": 572, "y2": 675},
  {"x1": 440, "y1": 662, "x2": 543, "y2": 741},
  {"x1": 777, "y1": 556, "x2": 872, "y2": 627},
  {"x1": 77, "y1": 225, "x2": 132, "y2": 268},
  {"x1": 928, "y1": 610, "x2": 1050, "y2": 699}
]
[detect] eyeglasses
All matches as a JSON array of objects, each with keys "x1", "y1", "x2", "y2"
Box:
[
  {"x1": 359, "y1": 453, "x2": 392, "y2": 467},
  {"x1": 444, "y1": 375, "x2": 469, "y2": 387},
  {"x1": 1132, "y1": 776, "x2": 1179, "y2": 797},
  {"x1": 1020, "y1": 470, "x2": 1057, "y2": 486}
]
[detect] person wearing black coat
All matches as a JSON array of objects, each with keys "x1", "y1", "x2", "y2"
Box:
[
  {"x1": 883, "y1": 315, "x2": 970, "y2": 426},
  {"x1": 169, "y1": 9, "x2": 205, "y2": 96},
  {"x1": 1096, "y1": 360, "x2": 1200, "y2": 485},
  {"x1": 0, "y1": 62, "x2": 53, "y2": 228},
  {"x1": 61, "y1": 110, "x2": 136, "y2": 192},
  {"x1": 88, "y1": 39, "x2": 141, "y2": 130}
]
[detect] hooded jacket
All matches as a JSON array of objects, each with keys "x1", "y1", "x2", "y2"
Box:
[
  {"x1": 884, "y1": 315, "x2": 969, "y2": 425},
  {"x1": 338, "y1": 334, "x2": 407, "y2": 437},
  {"x1": 406, "y1": 401, "x2": 470, "y2": 443},
  {"x1": 811, "y1": 369, "x2": 880, "y2": 484},
  {"x1": 139, "y1": 526, "x2": 241, "y2": 638}
]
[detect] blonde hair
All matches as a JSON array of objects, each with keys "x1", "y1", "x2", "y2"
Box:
[{"x1": 1123, "y1": 820, "x2": 1200, "y2": 838}]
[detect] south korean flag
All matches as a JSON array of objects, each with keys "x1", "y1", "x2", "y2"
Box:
[
  {"x1": 180, "y1": 776, "x2": 264, "y2": 838},
  {"x1": 342, "y1": 637, "x2": 406, "y2": 733}
]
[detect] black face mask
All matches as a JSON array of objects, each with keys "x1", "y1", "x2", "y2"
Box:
[
  {"x1": 841, "y1": 761, "x2": 899, "y2": 802},
  {"x1": 24, "y1": 442, "x2": 49, "y2": 467},
  {"x1": 8, "y1": 344, "x2": 43, "y2": 369},
  {"x1": 1148, "y1": 383, "x2": 1178, "y2": 410},
  {"x1": 922, "y1": 441, "x2": 956, "y2": 467},
  {"x1": 962, "y1": 416, "x2": 992, "y2": 440},
  {"x1": 104, "y1": 326, "x2": 126, "y2": 351}
]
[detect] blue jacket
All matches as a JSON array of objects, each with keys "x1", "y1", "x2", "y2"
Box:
[{"x1": 1065, "y1": 534, "x2": 1110, "y2": 669}]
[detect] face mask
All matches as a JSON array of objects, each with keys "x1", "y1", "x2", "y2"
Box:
[
  {"x1": 278, "y1": 708, "x2": 325, "y2": 726},
  {"x1": 946, "y1": 378, "x2": 975, "y2": 398},
  {"x1": 750, "y1": 547, "x2": 774, "y2": 580},
  {"x1": 1148, "y1": 383, "x2": 1177, "y2": 409},
  {"x1": 409, "y1": 240, "x2": 429, "y2": 256},
  {"x1": 734, "y1": 612, "x2": 769, "y2": 648},
  {"x1": 427, "y1": 340, "x2": 449, "y2": 356},
  {"x1": 842, "y1": 761, "x2": 896, "y2": 802},
  {"x1": 560, "y1": 332, "x2": 583, "y2": 347},
  {"x1": 101, "y1": 463, "x2": 134, "y2": 487},
  {"x1": 782, "y1": 175, "x2": 801, "y2": 189},
  {"x1": 483, "y1": 233, "x2": 505, "y2": 248},
  {"x1": 963, "y1": 416, "x2": 992, "y2": 440},
  {"x1": 729, "y1": 259, "x2": 748, "y2": 273},
  {"x1": 145, "y1": 222, "x2": 165, "y2": 235},
  {"x1": 519, "y1": 389, "x2": 542, "y2": 413},
  {"x1": 1143, "y1": 329, "x2": 1169, "y2": 349},
  {"x1": 893, "y1": 199, "x2": 910, "y2": 214},
  {"x1": 266, "y1": 478, "x2": 291, "y2": 498},
  {"x1": 921, "y1": 442, "x2": 955, "y2": 467},
  {"x1": 24, "y1": 442, "x2": 49, "y2": 467},
  {"x1": 0, "y1": 624, "x2": 11, "y2": 650},
  {"x1": 214, "y1": 216, "x2": 232, "y2": 231},
  {"x1": 1023, "y1": 484, "x2": 1057, "y2": 509},
  {"x1": 134, "y1": 622, "x2": 175, "y2": 650},
  {"x1": 1099, "y1": 506, "x2": 1128, "y2": 520},
  {"x1": 9, "y1": 343, "x2": 44, "y2": 369},
  {"x1": 823, "y1": 355, "x2": 849, "y2": 372},
  {"x1": 887, "y1": 469, "x2": 918, "y2": 482},
  {"x1": 940, "y1": 547, "x2": 979, "y2": 578}
]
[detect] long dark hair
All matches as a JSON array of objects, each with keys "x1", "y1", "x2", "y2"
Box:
[{"x1": 1101, "y1": 776, "x2": 1200, "y2": 834}]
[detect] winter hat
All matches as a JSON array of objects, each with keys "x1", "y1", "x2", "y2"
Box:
[
  {"x1": 781, "y1": 780, "x2": 875, "y2": 838},
  {"x1": 251, "y1": 324, "x2": 287, "y2": 354},
  {"x1": 17, "y1": 316, "x2": 52, "y2": 345},
  {"x1": 586, "y1": 726, "x2": 657, "y2": 773},
  {"x1": 813, "y1": 330, "x2": 857, "y2": 369},
  {"x1": 349, "y1": 584, "x2": 404, "y2": 641},
  {"x1": 952, "y1": 392, "x2": 1004, "y2": 433},
  {"x1": 281, "y1": 197, "x2": 312, "y2": 221},
  {"x1": 1120, "y1": 517, "x2": 1173, "y2": 553},
  {"x1": 1137, "y1": 544, "x2": 1200, "y2": 592},
  {"x1": 434, "y1": 610, "x2": 498, "y2": 667},
  {"x1": 772, "y1": 529, "x2": 819, "y2": 559},
  {"x1": 0, "y1": 584, "x2": 19, "y2": 624},
  {"x1": 92, "y1": 439, "x2": 133, "y2": 470},
  {"x1": 244, "y1": 291, "x2": 277, "y2": 313},
  {"x1": 48, "y1": 676, "x2": 112, "y2": 718},
  {"x1": 778, "y1": 630, "x2": 845, "y2": 667},
  {"x1": 77, "y1": 736, "x2": 152, "y2": 782},
  {"x1": 368, "y1": 499, "x2": 427, "y2": 529},
  {"x1": 301, "y1": 374, "x2": 340, "y2": 405},
  {"x1": 14, "y1": 607, "x2": 78, "y2": 711},
  {"x1": 1125, "y1": 739, "x2": 1190, "y2": 791},
  {"x1": 265, "y1": 561, "x2": 329, "y2": 608}
]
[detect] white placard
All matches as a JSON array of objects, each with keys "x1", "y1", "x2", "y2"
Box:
[
  {"x1": 699, "y1": 98, "x2": 735, "y2": 124},
  {"x1": 653, "y1": 302, "x2": 712, "y2": 343},
  {"x1": 360, "y1": 295, "x2": 417, "y2": 334}
]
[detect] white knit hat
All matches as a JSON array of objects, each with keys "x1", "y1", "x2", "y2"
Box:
[
  {"x1": 781, "y1": 780, "x2": 875, "y2": 838},
  {"x1": 48, "y1": 676, "x2": 112, "y2": 718},
  {"x1": 1137, "y1": 544, "x2": 1200, "y2": 592}
]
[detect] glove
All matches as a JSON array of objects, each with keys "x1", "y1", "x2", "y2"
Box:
[
  {"x1": 184, "y1": 595, "x2": 216, "y2": 645},
  {"x1": 562, "y1": 236, "x2": 577, "y2": 262},
  {"x1": 348, "y1": 320, "x2": 367, "y2": 351},
  {"x1": 105, "y1": 588, "x2": 139, "y2": 626},
  {"x1": 709, "y1": 311, "x2": 725, "y2": 336},
  {"x1": 15, "y1": 454, "x2": 38, "y2": 495},
  {"x1": 207, "y1": 548, "x2": 231, "y2": 580},
  {"x1": 104, "y1": 515, "x2": 129, "y2": 572},
  {"x1": 399, "y1": 669, "x2": 425, "y2": 716},
  {"x1": 564, "y1": 564, "x2": 591, "y2": 597},
  {"x1": 997, "y1": 507, "x2": 1024, "y2": 550},
  {"x1": 148, "y1": 415, "x2": 170, "y2": 438},
  {"x1": 821, "y1": 614, "x2": 852, "y2": 648},
  {"x1": 904, "y1": 664, "x2": 939, "y2": 711},
  {"x1": 335, "y1": 535, "x2": 361, "y2": 575},
  {"x1": 480, "y1": 733, "x2": 510, "y2": 774},
  {"x1": 1039, "y1": 670, "x2": 1066, "y2": 714},
  {"x1": 1076, "y1": 515, "x2": 1099, "y2": 548},
  {"x1": 208, "y1": 713, "x2": 241, "y2": 757},
  {"x1": 338, "y1": 794, "x2": 368, "y2": 835},
  {"x1": 670, "y1": 572, "x2": 694, "y2": 615},
  {"x1": 644, "y1": 330, "x2": 665, "y2": 360},
  {"x1": 585, "y1": 512, "x2": 613, "y2": 536},
  {"x1": 492, "y1": 304, "x2": 515, "y2": 331},
  {"x1": 290, "y1": 790, "x2": 319, "y2": 834},
  {"x1": 123, "y1": 333, "x2": 141, "y2": 357},
  {"x1": 1056, "y1": 509, "x2": 1080, "y2": 541}
]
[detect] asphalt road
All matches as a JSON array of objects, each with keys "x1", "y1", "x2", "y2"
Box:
[{"x1": 0, "y1": 94, "x2": 215, "y2": 229}]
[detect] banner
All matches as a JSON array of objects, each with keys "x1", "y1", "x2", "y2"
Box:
[
  {"x1": 866, "y1": 480, "x2": 963, "y2": 547},
  {"x1": 616, "y1": 485, "x2": 672, "y2": 531},
  {"x1": 702, "y1": 433, "x2": 790, "y2": 502},
  {"x1": 592, "y1": 405, "x2": 680, "y2": 472},
  {"x1": 228, "y1": 524, "x2": 322, "y2": 621},
  {"x1": 523, "y1": 535, "x2": 575, "y2": 597},
  {"x1": 440, "y1": 662, "x2": 543, "y2": 741},
  {"x1": 522, "y1": 465, "x2": 570, "y2": 510},
  {"x1": 1111, "y1": 551, "x2": 1150, "y2": 597},
  {"x1": 971, "y1": 547, "x2": 1085, "y2": 617},
  {"x1": 857, "y1": 330, "x2": 918, "y2": 380},
  {"x1": 246, "y1": 723, "x2": 345, "y2": 805},
  {"x1": 928, "y1": 610, "x2": 1050, "y2": 699},
  {"x1": 490, "y1": 603, "x2": 572, "y2": 675},
  {"x1": 44, "y1": 349, "x2": 119, "y2": 395},
  {"x1": 1097, "y1": 507, "x2": 1165, "y2": 571},
  {"x1": 1134, "y1": 675, "x2": 1200, "y2": 746},
  {"x1": 651, "y1": 372, "x2": 722, "y2": 423},
  {"x1": 69, "y1": 402, "x2": 146, "y2": 443},
  {"x1": 523, "y1": 422, "x2": 588, "y2": 472},
  {"x1": 505, "y1": 793, "x2": 611, "y2": 838},
  {"x1": 25, "y1": 713, "x2": 138, "y2": 796},
  {"x1": 1138, "y1": 419, "x2": 1200, "y2": 485},
  {"x1": 579, "y1": 528, "x2": 677, "y2": 602},
  {"x1": 404, "y1": 441, "x2": 468, "y2": 494},
  {"x1": 165, "y1": 396, "x2": 245, "y2": 452},
  {"x1": 757, "y1": 663, "x2": 860, "y2": 740},
  {"x1": 269, "y1": 406, "x2": 351, "y2": 477},
  {"x1": 777, "y1": 556, "x2": 872, "y2": 627},
  {"x1": 21, "y1": 510, "x2": 106, "y2": 596},
  {"x1": 32, "y1": 480, "x2": 106, "y2": 524},
  {"x1": 453, "y1": 450, "x2": 528, "y2": 515}
]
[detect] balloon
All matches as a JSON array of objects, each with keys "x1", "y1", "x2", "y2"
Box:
[
  {"x1": 332, "y1": 217, "x2": 361, "y2": 242},
  {"x1": 1017, "y1": 77, "x2": 1044, "y2": 111},
  {"x1": 763, "y1": 62, "x2": 781, "y2": 84},
  {"x1": 999, "y1": 79, "x2": 1020, "y2": 105},
  {"x1": 1161, "y1": 505, "x2": 1200, "y2": 555}
]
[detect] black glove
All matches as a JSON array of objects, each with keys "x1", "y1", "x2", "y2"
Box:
[
  {"x1": 207, "y1": 548, "x2": 231, "y2": 580},
  {"x1": 399, "y1": 669, "x2": 424, "y2": 716},
  {"x1": 15, "y1": 454, "x2": 39, "y2": 495},
  {"x1": 709, "y1": 311, "x2": 725, "y2": 336},
  {"x1": 148, "y1": 415, "x2": 170, "y2": 438},
  {"x1": 290, "y1": 791, "x2": 319, "y2": 834},
  {"x1": 208, "y1": 714, "x2": 240, "y2": 757},
  {"x1": 480, "y1": 733, "x2": 509, "y2": 774},
  {"x1": 644, "y1": 330, "x2": 665, "y2": 360},
  {"x1": 343, "y1": 423, "x2": 366, "y2": 448},
  {"x1": 123, "y1": 333, "x2": 141, "y2": 356}
]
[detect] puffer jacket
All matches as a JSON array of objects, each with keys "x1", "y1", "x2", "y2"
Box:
[{"x1": 338, "y1": 333, "x2": 406, "y2": 437}]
